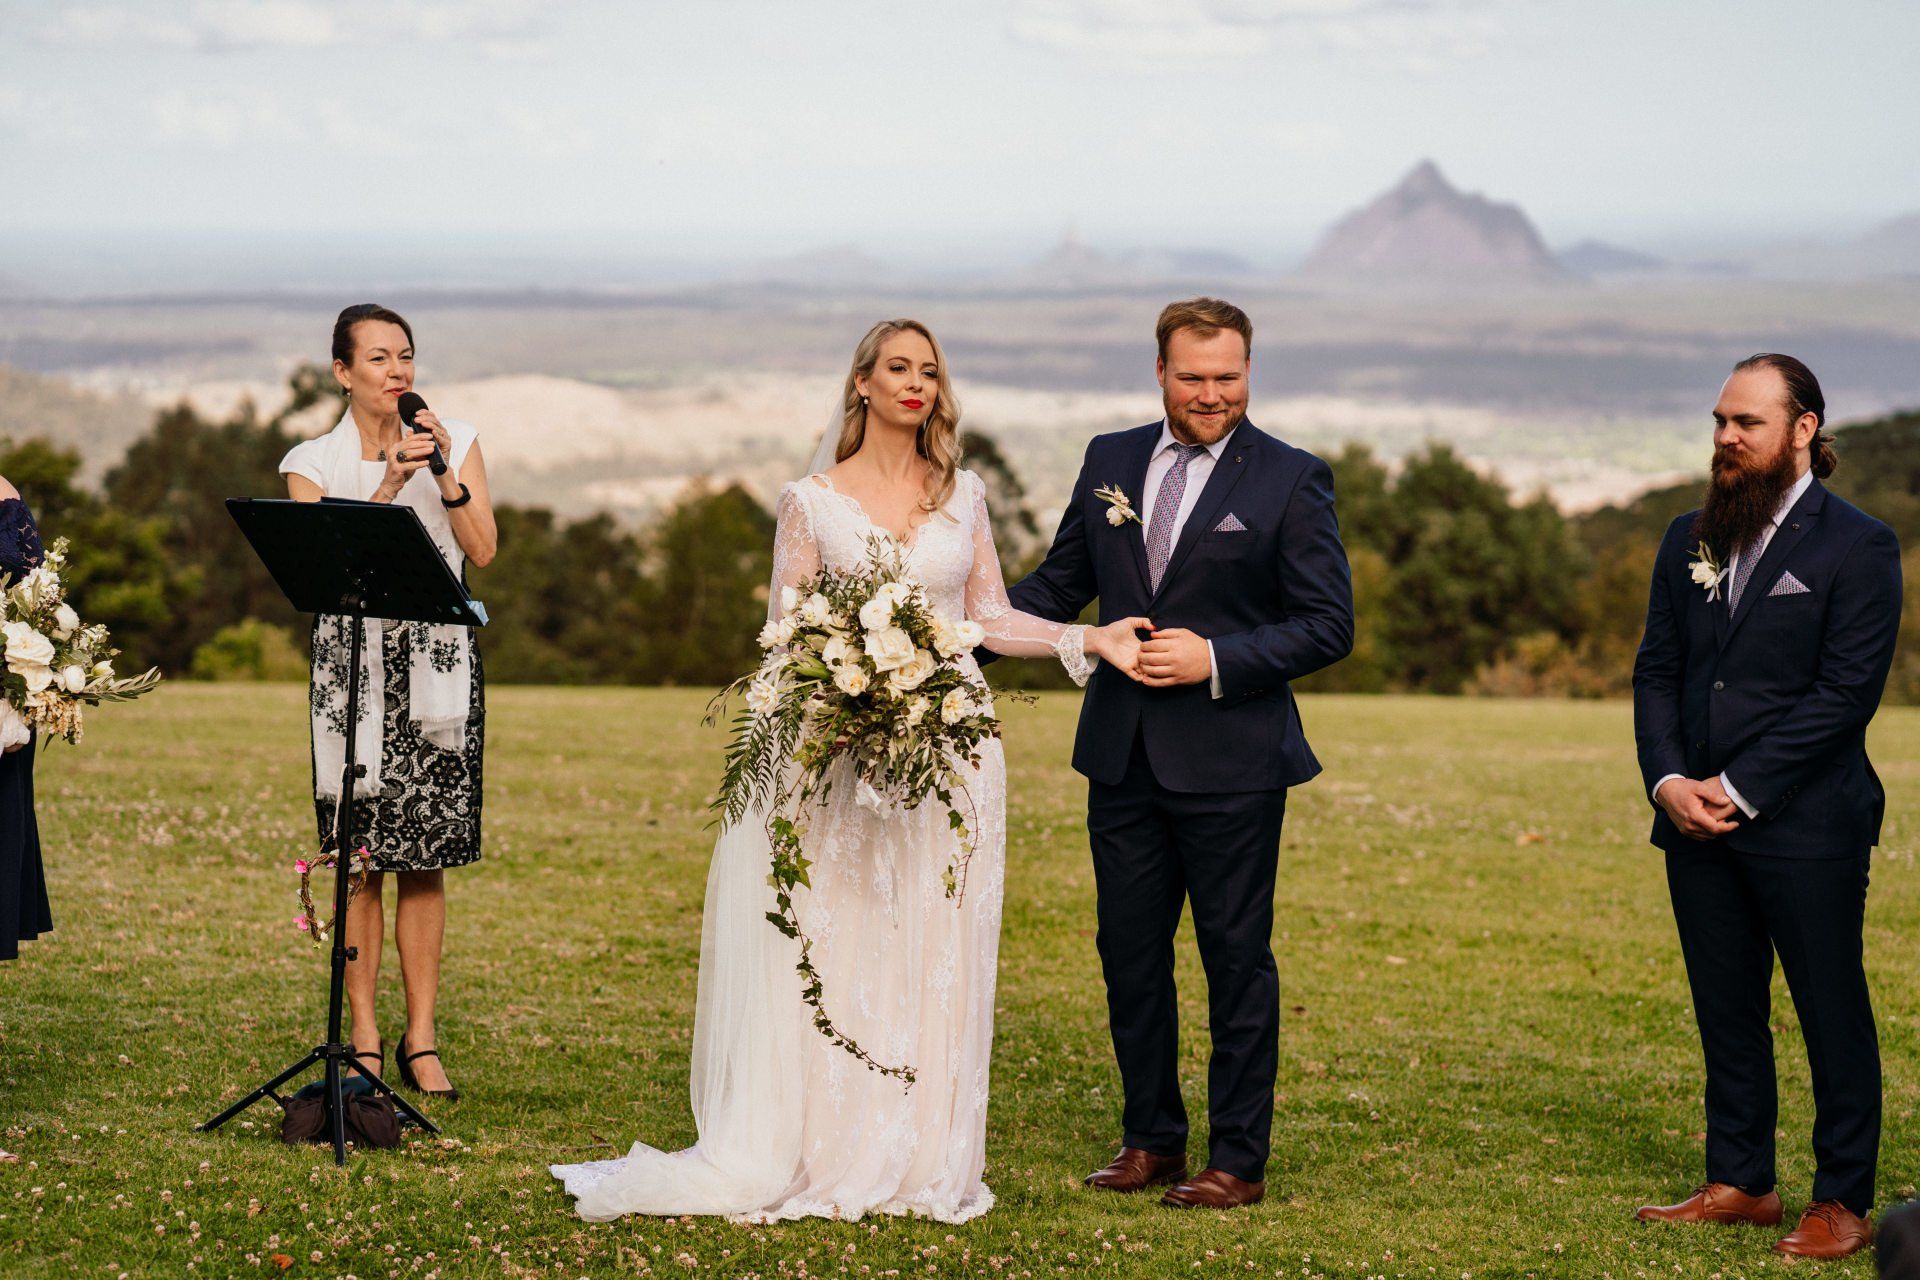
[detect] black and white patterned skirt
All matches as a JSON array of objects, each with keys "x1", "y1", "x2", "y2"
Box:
[{"x1": 312, "y1": 620, "x2": 485, "y2": 872}]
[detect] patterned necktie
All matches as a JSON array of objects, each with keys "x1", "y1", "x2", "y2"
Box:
[
  {"x1": 1727, "y1": 533, "x2": 1766, "y2": 614},
  {"x1": 1145, "y1": 443, "x2": 1206, "y2": 592}
]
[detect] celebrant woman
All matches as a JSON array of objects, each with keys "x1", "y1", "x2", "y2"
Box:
[{"x1": 280, "y1": 303, "x2": 496, "y2": 1101}]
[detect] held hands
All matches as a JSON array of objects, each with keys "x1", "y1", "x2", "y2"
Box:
[
  {"x1": 1655, "y1": 776, "x2": 1741, "y2": 841},
  {"x1": 1139, "y1": 627, "x2": 1211, "y2": 687},
  {"x1": 1088, "y1": 616, "x2": 1153, "y2": 681}
]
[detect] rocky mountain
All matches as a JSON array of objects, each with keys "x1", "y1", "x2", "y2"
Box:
[
  {"x1": 1296, "y1": 160, "x2": 1570, "y2": 288},
  {"x1": 1027, "y1": 226, "x2": 1253, "y2": 288}
]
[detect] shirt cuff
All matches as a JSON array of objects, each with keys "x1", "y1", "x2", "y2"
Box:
[
  {"x1": 1208, "y1": 640, "x2": 1222, "y2": 700},
  {"x1": 1651, "y1": 773, "x2": 1685, "y2": 806},
  {"x1": 1719, "y1": 772, "x2": 1758, "y2": 820}
]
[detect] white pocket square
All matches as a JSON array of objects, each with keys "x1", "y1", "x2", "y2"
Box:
[
  {"x1": 1212, "y1": 513, "x2": 1247, "y2": 533},
  {"x1": 1769, "y1": 571, "x2": 1811, "y2": 597}
]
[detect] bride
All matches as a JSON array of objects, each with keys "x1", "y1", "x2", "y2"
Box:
[{"x1": 551, "y1": 319, "x2": 1147, "y2": 1223}]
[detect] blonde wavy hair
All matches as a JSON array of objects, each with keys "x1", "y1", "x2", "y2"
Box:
[{"x1": 833, "y1": 319, "x2": 962, "y2": 515}]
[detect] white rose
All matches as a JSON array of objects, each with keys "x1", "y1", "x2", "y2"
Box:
[
  {"x1": 875, "y1": 581, "x2": 909, "y2": 606},
  {"x1": 858, "y1": 595, "x2": 896, "y2": 631},
  {"x1": 864, "y1": 626, "x2": 915, "y2": 672},
  {"x1": 801, "y1": 593, "x2": 831, "y2": 626},
  {"x1": 822, "y1": 635, "x2": 855, "y2": 666},
  {"x1": 60, "y1": 665, "x2": 86, "y2": 694},
  {"x1": 3, "y1": 622, "x2": 55, "y2": 691},
  {"x1": 905, "y1": 695, "x2": 930, "y2": 727},
  {"x1": 887, "y1": 649, "x2": 937, "y2": 694},
  {"x1": 53, "y1": 603, "x2": 79, "y2": 639},
  {"x1": 832, "y1": 664, "x2": 869, "y2": 696},
  {"x1": 955, "y1": 620, "x2": 986, "y2": 649},
  {"x1": 745, "y1": 674, "x2": 781, "y2": 715},
  {"x1": 940, "y1": 687, "x2": 972, "y2": 725},
  {"x1": 779, "y1": 585, "x2": 800, "y2": 615},
  {"x1": 931, "y1": 616, "x2": 962, "y2": 658},
  {"x1": 1106, "y1": 505, "x2": 1127, "y2": 527},
  {"x1": 0, "y1": 698, "x2": 26, "y2": 751}
]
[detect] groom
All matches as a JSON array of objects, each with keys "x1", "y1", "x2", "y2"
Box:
[{"x1": 1005, "y1": 298, "x2": 1353, "y2": 1208}]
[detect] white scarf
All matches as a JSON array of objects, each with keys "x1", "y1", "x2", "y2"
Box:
[{"x1": 306, "y1": 410, "x2": 473, "y2": 799}]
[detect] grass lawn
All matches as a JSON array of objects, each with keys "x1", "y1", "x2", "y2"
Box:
[{"x1": 4, "y1": 685, "x2": 1919, "y2": 1279}]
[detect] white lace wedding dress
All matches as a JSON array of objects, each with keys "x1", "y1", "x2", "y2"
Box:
[{"x1": 551, "y1": 469, "x2": 1090, "y2": 1224}]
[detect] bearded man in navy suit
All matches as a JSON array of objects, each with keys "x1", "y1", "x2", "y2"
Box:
[
  {"x1": 1633, "y1": 354, "x2": 1902, "y2": 1260},
  {"x1": 1002, "y1": 298, "x2": 1353, "y2": 1209}
]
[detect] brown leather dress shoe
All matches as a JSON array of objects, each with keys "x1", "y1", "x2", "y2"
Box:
[
  {"x1": 1161, "y1": 1167, "x2": 1265, "y2": 1209},
  {"x1": 1635, "y1": 1183, "x2": 1783, "y2": 1226},
  {"x1": 1084, "y1": 1147, "x2": 1188, "y2": 1193},
  {"x1": 1774, "y1": 1201, "x2": 1872, "y2": 1258}
]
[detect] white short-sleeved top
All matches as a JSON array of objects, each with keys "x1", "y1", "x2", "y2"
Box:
[{"x1": 279, "y1": 418, "x2": 480, "y2": 503}]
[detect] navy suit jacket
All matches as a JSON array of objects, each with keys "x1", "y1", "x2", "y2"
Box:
[
  {"x1": 1004, "y1": 420, "x2": 1354, "y2": 793},
  {"x1": 1632, "y1": 478, "x2": 1902, "y2": 858}
]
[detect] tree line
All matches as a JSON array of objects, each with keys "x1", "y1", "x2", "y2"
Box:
[{"x1": 5, "y1": 366, "x2": 1916, "y2": 701}]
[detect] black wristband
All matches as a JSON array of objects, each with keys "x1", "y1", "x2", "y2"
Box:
[{"x1": 441, "y1": 483, "x2": 472, "y2": 509}]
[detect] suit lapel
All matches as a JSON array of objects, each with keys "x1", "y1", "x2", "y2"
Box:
[
  {"x1": 1720, "y1": 478, "x2": 1825, "y2": 650},
  {"x1": 1147, "y1": 424, "x2": 1256, "y2": 610},
  {"x1": 1118, "y1": 426, "x2": 1158, "y2": 595}
]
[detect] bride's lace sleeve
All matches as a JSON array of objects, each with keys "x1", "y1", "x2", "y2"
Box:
[
  {"x1": 963, "y1": 471, "x2": 1093, "y2": 685},
  {"x1": 768, "y1": 483, "x2": 821, "y2": 624}
]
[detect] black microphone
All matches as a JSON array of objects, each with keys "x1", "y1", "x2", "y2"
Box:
[{"x1": 396, "y1": 391, "x2": 448, "y2": 476}]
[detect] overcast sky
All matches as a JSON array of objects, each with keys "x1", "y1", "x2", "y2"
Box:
[{"x1": 3, "y1": 0, "x2": 1917, "y2": 275}]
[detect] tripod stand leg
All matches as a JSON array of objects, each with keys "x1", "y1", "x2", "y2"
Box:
[{"x1": 199, "y1": 1048, "x2": 325, "y2": 1131}]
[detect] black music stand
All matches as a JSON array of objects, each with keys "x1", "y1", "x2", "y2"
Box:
[{"x1": 200, "y1": 497, "x2": 489, "y2": 1164}]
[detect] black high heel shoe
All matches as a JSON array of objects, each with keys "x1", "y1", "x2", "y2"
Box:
[{"x1": 395, "y1": 1033, "x2": 460, "y2": 1102}]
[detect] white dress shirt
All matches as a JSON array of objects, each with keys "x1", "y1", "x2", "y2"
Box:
[
  {"x1": 1140, "y1": 419, "x2": 1236, "y2": 699},
  {"x1": 1653, "y1": 466, "x2": 1814, "y2": 820}
]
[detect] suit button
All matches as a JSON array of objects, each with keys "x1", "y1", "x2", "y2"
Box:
[
  {"x1": 1712, "y1": 680, "x2": 1725, "y2": 691},
  {"x1": 1694, "y1": 740, "x2": 1705, "y2": 749}
]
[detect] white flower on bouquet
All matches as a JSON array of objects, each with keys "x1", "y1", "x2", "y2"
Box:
[
  {"x1": 940, "y1": 687, "x2": 972, "y2": 725},
  {"x1": 91, "y1": 660, "x2": 113, "y2": 681},
  {"x1": 955, "y1": 620, "x2": 985, "y2": 650},
  {"x1": 800, "y1": 593, "x2": 831, "y2": 627},
  {"x1": 858, "y1": 581, "x2": 909, "y2": 631},
  {"x1": 757, "y1": 617, "x2": 797, "y2": 650},
  {"x1": 887, "y1": 649, "x2": 937, "y2": 694},
  {"x1": 745, "y1": 673, "x2": 782, "y2": 715},
  {"x1": 0, "y1": 699, "x2": 26, "y2": 751},
  {"x1": 779, "y1": 585, "x2": 800, "y2": 616},
  {"x1": 822, "y1": 634, "x2": 855, "y2": 666},
  {"x1": 905, "y1": 695, "x2": 930, "y2": 727},
  {"x1": 931, "y1": 616, "x2": 962, "y2": 658},
  {"x1": 864, "y1": 626, "x2": 916, "y2": 672},
  {"x1": 52, "y1": 603, "x2": 79, "y2": 640},
  {"x1": 832, "y1": 664, "x2": 869, "y2": 696},
  {"x1": 59, "y1": 665, "x2": 86, "y2": 694},
  {"x1": 3, "y1": 621, "x2": 56, "y2": 692}
]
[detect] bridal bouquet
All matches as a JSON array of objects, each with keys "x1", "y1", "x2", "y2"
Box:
[
  {"x1": 0, "y1": 537, "x2": 162, "y2": 747},
  {"x1": 709, "y1": 539, "x2": 1015, "y2": 1084}
]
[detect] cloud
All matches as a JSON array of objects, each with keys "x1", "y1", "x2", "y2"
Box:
[
  {"x1": 1007, "y1": 0, "x2": 1502, "y2": 71},
  {"x1": 21, "y1": 0, "x2": 549, "y2": 54}
]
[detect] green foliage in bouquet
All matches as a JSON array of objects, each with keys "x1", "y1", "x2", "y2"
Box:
[{"x1": 707, "y1": 538, "x2": 1029, "y2": 1085}]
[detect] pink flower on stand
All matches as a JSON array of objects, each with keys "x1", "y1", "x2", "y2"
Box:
[
  {"x1": 294, "y1": 916, "x2": 310, "y2": 932},
  {"x1": 293, "y1": 860, "x2": 310, "y2": 875}
]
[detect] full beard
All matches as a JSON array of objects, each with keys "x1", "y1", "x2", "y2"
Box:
[
  {"x1": 1165, "y1": 398, "x2": 1246, "y2": 445},
  {"x1": 1692, "y1": 434, "x2": 1800, "y2": 556}
]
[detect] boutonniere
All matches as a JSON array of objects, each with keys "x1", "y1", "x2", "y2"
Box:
[
  {"x1": 1689, "y1": 541, "x2": 1729, "y2": 602},
  {"x1": 1094, "y1": 484, "x2": 1139, "y2": 527}
]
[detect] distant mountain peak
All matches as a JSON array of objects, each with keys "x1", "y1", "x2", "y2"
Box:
[{"x1": 1297, "y1": 160, "x2": 1569, "y2": 288}]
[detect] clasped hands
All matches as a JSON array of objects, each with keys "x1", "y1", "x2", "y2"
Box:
[
  {"x1": 1085, "y1": 618, "x2": 1211, "y2": 687},
  {"x1": 1655, "y1": 776, "x2": 1741, "y2": 841}
]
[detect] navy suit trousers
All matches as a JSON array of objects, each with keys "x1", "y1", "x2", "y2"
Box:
[
  {"x1": 1087, "y1": 732, "x2": 1287, "y2": 1182},
  {"x1": 1665, "y1": 846, "x2": 1879, "y2": 1214}
]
